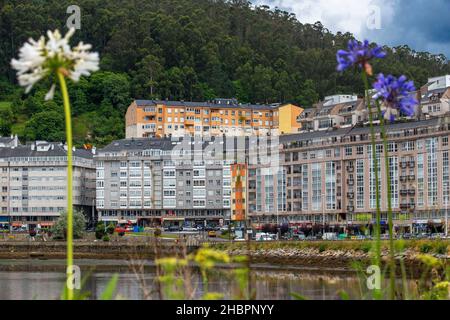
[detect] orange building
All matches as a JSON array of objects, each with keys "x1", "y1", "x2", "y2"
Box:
[
  {"x1": 125, "y1": 98, "x2": 303, "y2": 138},
  {"x1": 231, "y1": 163, "x2": 247, "y2": 223}
]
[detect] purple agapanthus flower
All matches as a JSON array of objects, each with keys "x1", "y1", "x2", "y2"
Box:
[
  {"x1": 372, "y1": 73, "x2": 418, "y2": 122},
  {"x1": 336, "y1": 39, "x2": 386, "y2": 75}
]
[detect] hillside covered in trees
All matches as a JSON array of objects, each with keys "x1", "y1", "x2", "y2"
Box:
[{"x1": 1, "y1": 0, "x2": 449, "y2": 146}]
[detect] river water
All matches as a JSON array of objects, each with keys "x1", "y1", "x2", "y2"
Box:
[{"x1": 0, "y1": 259, "x2": 417, "y2": 300}]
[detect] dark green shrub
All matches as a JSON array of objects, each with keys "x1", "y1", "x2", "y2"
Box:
[
  {"x1": 154, "y1": 228, "x2": 162, "y2": 237},
  {"x1": 360, "y1": 242, "x2": 372, "y2": 253},
  {"x1": 103, "y1": 235, "x2": 110, "y2": 242},
  {"x1": 434, "y1": 242, "x2": 447, "y2": 255},
  {"x1": 51, "y1": 210, "x2": 86, "y2": 240},
  {"x1": 106, "y1": 223, "x2": 115, "y2": 235},
  {"x1": 318, "y1": 243, "x2": 327, "y2": 253},
  {"x1": 95, "y1": 222, "x2": 105, "y2": 240},
  {"x1": 419, "y1": 242, "x2": 432, "y2": 254}
]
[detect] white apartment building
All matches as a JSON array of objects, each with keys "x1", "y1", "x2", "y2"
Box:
[{"x1": 0, "y1": 141, "x2": 96, "y2": 230}]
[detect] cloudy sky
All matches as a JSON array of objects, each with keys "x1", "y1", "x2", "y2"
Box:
[{"x1": 254, "y1": 0, "x2": 450, "y2": 58}]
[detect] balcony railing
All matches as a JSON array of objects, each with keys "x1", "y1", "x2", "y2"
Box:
[
  {"x1": 347, "y1": 206, "x2": 355, "y2": 212},
  {"x1": 400, "y1": 203, "x2": 409, "y2": 210},
  {"x1": 408, "y1": 175, "x2": 416, "y2": 181}
]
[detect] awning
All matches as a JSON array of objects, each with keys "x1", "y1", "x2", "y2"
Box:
[
  {"x1": 118, "y1": 219, "x2": 137, "y2": 224},
  {"x1": 101, "y1": 218, "x2": 119, "y2": 222},
  {"x1": 162, "y1": 217, "x2": 185, "y2": 221},
  {"x1": 39, "y1": 223, "x2": 54, "y2": 227},
  {"x1": 12, "y1": 223, "x2": 23, "y2": 227}
]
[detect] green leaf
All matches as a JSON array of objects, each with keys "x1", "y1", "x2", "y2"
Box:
[
  {"x1": 338, "y1": 290, "x2": 350, "y2": 300},
  {"x1": 100, "y1": 274, "x2": 119, "y2": 300},
  {"x1": 290, "y1": 292, "x2": 308, "y2": 300}
]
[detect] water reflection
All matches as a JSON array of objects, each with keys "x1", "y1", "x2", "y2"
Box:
[{"x1": 0, "y1": 260, "x2": 417, "y2": 300}]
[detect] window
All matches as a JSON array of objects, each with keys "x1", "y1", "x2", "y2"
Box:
[
  {"x1": 443, "y1": 136, "x2": 448, "y2": 147},
  {"x1": 325, "y1": 162, "x2": 336, "y2": 210},
  {"x1": 427, "y1": 138, "x2": 438, "y2": 206},
  {"x1": 356, "y1": 146, "x2": 364, "y2": 155},
  {"x1": 368, "y1": 145, "x2": 381, "y2": 209},
  {"x1": 389, "y1": 156, "x2": 399, "y2": 208},
  {"x1": 417, "y1": 154, "x2": 425, "y2": 207},
  {"x1": 443, "y1": 151, "x2": 449, "y2": 204},
  {"x1": 356, "y1": 159, "x2": 364, "y2": 209},
  {"x1": 387, "y1": 142, "x2": 397, "y2": 153},
  {"x1": 312, "y1": 163, "x2": 322, "y2": 211},
  {"x1": 345, "y1": 147, "x2": 353, "y2": 156}
]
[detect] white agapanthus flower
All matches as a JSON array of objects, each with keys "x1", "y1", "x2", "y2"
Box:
[{"x1": 11, "y1": 28, "x2": 99, "y2": 100}]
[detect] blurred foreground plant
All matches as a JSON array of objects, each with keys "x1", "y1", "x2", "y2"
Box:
[{"x1": 11, "y1": 28, "x2": 99, "y2": 300}]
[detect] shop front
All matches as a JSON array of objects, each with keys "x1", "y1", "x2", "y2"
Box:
[
  {"x1": 0, "y1": 216, "x2": 9, "y2": 231},
  {"x1": 413, "y1": 219, "x2": 444, "y2": 234}
]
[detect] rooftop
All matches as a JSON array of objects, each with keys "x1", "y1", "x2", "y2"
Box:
[
  {"x1": 134, "y1": 99, "x2": 284, "y2": 111},
  {"x1": 99, "y1": 135, "x2": 254, "y2": 154},
  {"x1": 281, "y1": 117, "x2": 443, "y2": 145},
  {"x1": 0, "y1": 141, "x2": 94, "y2": 160}
]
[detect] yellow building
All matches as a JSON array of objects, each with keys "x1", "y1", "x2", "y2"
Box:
[
  {"x1": 125, "y1": 98, "x2": 303, "y2": 138},
  {"x1": 278, "y1": 103, "x2": 304, "y2": 134}
]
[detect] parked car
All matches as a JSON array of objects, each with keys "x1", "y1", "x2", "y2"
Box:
[
  {"x1": 380, "y1": 234, "x2": 390, "y2": 240},
  {"x1": 255, "y1": 232, "x2": 274, "y2": 241},
  {"x1": 208, "y1": 230, "x2": 217, "y2": 238},
  {"x1": 220, "y1": 225, "x2": 234, "y2": 232},
  {"x1": 196, "y1": 225, "x2": 205, "y2": 231},
  {"x1": 322, "y1": 232, "x2": 338, "y2": 241},
  {"x1": 168, "y1": 225, "x2": 183, "y2": 232},
  {"x1": 183, "y1": 226, "x2": 197, "y2": 232},
  {"x1": 292, "y1": 233, "x2": 306, "y2": 240}
]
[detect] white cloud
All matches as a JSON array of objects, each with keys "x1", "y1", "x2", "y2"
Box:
[{"x1": 254, "y1": 0, "x2": 397, "y2": 39}]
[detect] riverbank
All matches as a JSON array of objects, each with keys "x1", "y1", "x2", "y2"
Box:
[
  {"x1": 214, "y1": 240, "x2": 449, "y2": 276},
  {"x1": 0, "y1": 240, "x2": 185, "y2": 260},
  {"x1": 0, "y1": 239, "x2": 448, "y2": 273}
]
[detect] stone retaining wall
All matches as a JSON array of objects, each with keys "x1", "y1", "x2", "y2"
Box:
[{"x1": 0, "y1": 241, "x2": 186, "y2": 259}]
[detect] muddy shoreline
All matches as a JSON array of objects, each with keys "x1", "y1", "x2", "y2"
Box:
[{"x1": 0, "y1": 241, "x2": 447, "y2": 276}]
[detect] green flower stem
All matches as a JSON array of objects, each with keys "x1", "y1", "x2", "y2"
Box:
[
  {"x1": 374, "y1": 100, "x2": 396, "y2": 300},
  {"x1": 361, "y1": 71, "x2": 382, "y2": 299},
  {"x1": 57, "y1": 71, "x2": 74, "y2": 301}
]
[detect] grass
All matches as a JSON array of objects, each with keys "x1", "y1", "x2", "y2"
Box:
[{"x1": 213, "y1": 239, "x2": 450, "y2": 254}]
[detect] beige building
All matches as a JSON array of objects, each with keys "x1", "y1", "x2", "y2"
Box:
[
  {"x1": 125, "y1": 98, "x2": 303, "y2": 138},
  {"x1": 248, "y1": 116, "x2": 450, "y2": 235},
  {"x1": 0, "y1": 141, "x2": 96, "y2": 230}
]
